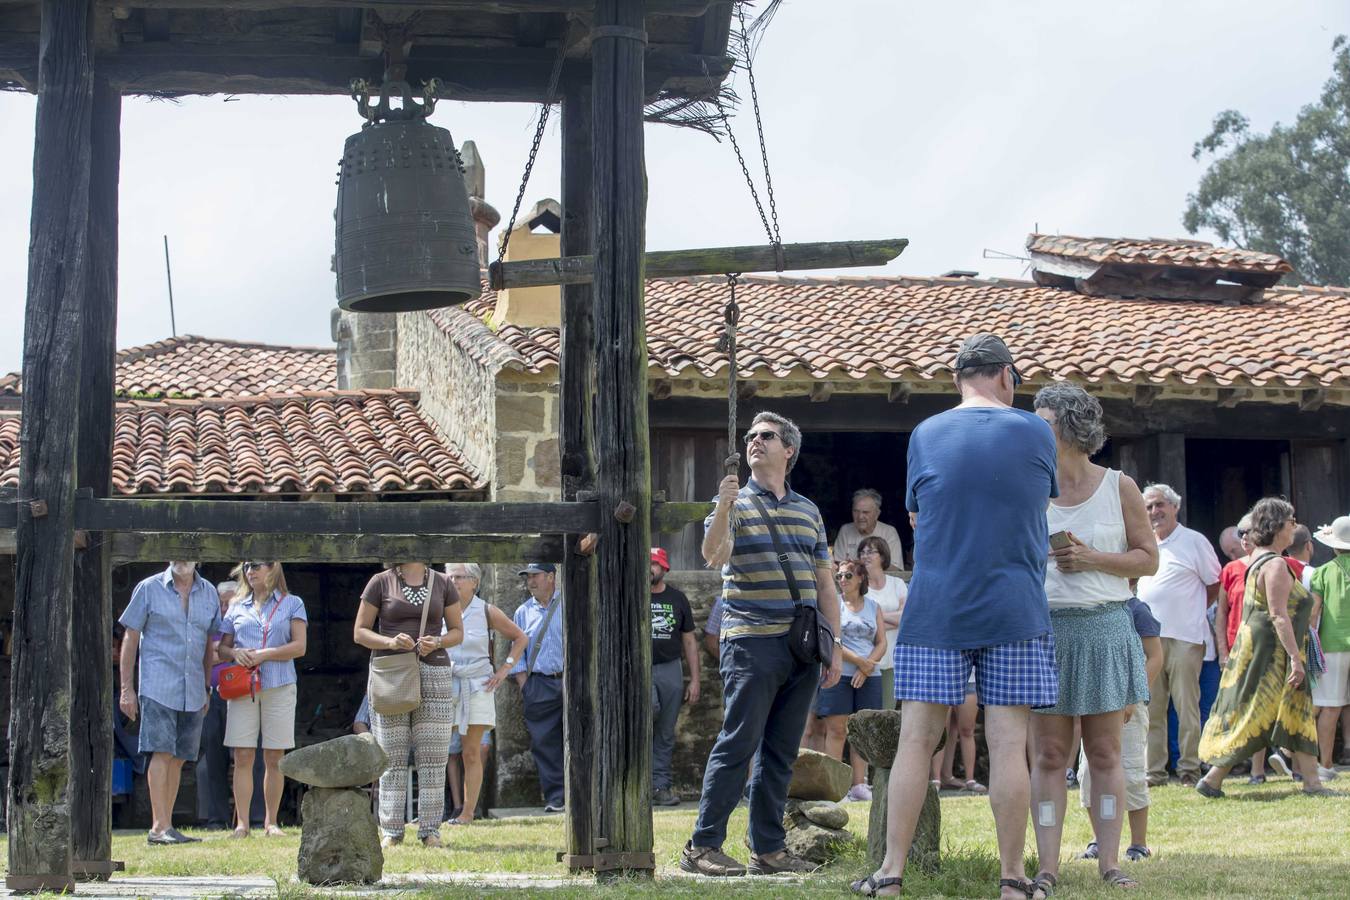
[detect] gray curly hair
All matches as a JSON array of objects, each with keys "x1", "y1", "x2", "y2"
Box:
[{"x1": 1033, "y1": 382, "x2": 1106, "y2": 456}]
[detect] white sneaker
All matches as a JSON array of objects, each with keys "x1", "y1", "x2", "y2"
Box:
[
  {"x1": 844, "y1": 783, "x2": 872, "y2": 802},
  {"x1": 1317, "y1": 765, "x2": 1339, "y2": 782},
  {"x1": 1267, "y1": 752, "x2": 1292, "y2": 777}
]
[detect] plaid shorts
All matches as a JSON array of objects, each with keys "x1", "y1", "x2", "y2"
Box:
[{"x1": 894, "y1": 633, "x2": 1059, "y2": 708}]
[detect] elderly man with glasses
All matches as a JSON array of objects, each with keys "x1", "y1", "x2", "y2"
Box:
[{"x1": 683, "y1": 411, "x2": 843, "y2": 878}]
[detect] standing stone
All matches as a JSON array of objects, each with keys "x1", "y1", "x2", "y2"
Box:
[
  {"x1": 867, "y1": 770, "x2": 940, "y2": 875},
  {"x1": 298, "y1": 788, "x2": 383, "y2": 885},
  {"x1": 280, "y1": 733, "x2": 388, "y2": 788},
  {"x1": 788, "y1": 749, "x2": 852, "y2": 801}
]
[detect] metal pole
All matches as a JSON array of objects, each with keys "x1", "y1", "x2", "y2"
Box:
[{"x1": 163, "y1": 234, "x2": 176, "y2": 337}]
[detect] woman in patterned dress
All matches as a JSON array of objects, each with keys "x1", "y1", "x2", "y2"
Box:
[{"x1": 1196, "y1": 498, "x2": 1339, "y2": 798}]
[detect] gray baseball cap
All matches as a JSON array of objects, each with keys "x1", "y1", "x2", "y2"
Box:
[{"x1": 953, "y1": 332, "x2": 1022, "y2": 384}]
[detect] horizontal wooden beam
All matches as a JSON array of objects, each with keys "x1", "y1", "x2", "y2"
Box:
[
  {"x1": 0, "y1": 496, "x2": 710, "y2": 540},
  {"x1": 108, "y1": 531, "x2": 565, "y2": 564},
  {"x1": 0, "y1": 41, "x2": 732, "y2": 99},
  {"x1": 100, "y1": 1, "x2": 713, "y2": 13},
  {"x1": 489, "y1": 239, "x2": 910, "y2": 289},
  {"x1": 1077, "y1": 273, "x2": 1261, "y2": 305}
]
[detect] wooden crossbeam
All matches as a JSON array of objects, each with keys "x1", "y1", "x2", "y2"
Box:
[
  {"x1": 104, "y1": 0, "x2": 715, "y2": 12},
  {"x1": 488, "y1": 238, "x2": 909, "y2": 290},
  {"x1": 0, "y1": 498, "x2": 712, "y2": 539},
  {"x1": 108, "y1": 532, "x2": 566, "y2": 564}
]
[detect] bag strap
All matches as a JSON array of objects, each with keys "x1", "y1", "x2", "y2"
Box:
[
  {"x1": 750, "y1": 493, "x2": 803, "y2": 607},
  {"x1": 525, "y1": 595, "x2": 561, "y2": 676},
  {"x1": 258, "y1": 593, "x2": 284, "y2": 649},
  {"x1": 415, "y1": 577, "x2": 434, "y2": 639}
]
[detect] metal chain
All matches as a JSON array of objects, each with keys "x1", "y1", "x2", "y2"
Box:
[
  {"x1": 496, "y1": 33, "x2": 570, "y2": 267},
  {"x1": 716, "y1": 273, "x2": 742, "y2": 474},
  {"x1": 736, "y1": 3, "x2": 780, "y2": 249}
]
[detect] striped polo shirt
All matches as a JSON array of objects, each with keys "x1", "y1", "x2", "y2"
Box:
[{"x1": 709, "y1": 477, "x2": 831, "y2": 641}]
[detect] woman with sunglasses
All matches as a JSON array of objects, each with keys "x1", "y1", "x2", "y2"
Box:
[
  {"x1": 818, "y1": 559, "x2": 887, "y2": 801},
  {"x1": 216, "y1": 561, "x2": 308, "y2": 838}
]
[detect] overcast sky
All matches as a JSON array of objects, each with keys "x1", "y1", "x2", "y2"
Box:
[{"x1": 1, "y1": 1, "x2": 1346, "y2": 376}]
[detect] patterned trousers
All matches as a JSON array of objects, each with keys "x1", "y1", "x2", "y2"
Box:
[{"x1": 371, "y1": 663, "x2": 457, "y2": 840}]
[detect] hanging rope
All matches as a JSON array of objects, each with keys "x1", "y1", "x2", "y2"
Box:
[{"x1": 716, "y1": 273, "x2": 742, "y2": 475}]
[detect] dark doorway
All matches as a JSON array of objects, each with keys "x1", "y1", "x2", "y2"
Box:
[{"x1": 1184, "y1": 438, "x2": 1290, "y2": 552}]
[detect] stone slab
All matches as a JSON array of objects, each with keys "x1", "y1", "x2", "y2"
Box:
[{"x1": 0, "y1": 876, "x2": 273, "y2": 899}]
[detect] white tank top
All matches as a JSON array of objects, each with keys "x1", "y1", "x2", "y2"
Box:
[
  {"x1": 448, "y1": 596, "x2": 493, "y2": 677},
  {"x1": 1044, "y1": 468, "x2": 1133, "y2": 609}
]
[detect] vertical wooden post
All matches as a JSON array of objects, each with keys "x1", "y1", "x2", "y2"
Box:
[
  {"x1": 560, "y1": 79, "x2": 598, "y2": 871},
  {"x1": 70, "y1": 73, "x2": 119, "y2": 881},
  {"x1": 7, "y1": 0, "x2": 93, "y2": 893},
  {"x1": 590, "y1": 0, "x2": 653, "y2": 880}
]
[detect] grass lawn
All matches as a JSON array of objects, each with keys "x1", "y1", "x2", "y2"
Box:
[{"x1": 4, "y1": 778, "x2": 1347, "y2": 897}]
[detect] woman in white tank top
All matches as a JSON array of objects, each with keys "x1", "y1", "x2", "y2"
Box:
[
  {"x1": 1027, "y1": 383, "x2": 1160, "y2": 893},
  {"x1": 444, "y1": 563, "x2": 528, "y2": 824}
]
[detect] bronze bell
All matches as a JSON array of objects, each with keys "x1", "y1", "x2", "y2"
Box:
[{"x1": 334, "y1": 80, "x2": 481, "y2": 313}]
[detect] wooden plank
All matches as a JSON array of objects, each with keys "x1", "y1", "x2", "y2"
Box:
[
  {"x1": 7, "y1": 0, "x2": 90, "y2": 892},
  {"x1": 590, "y1": 0, "x2": 654, "y2": 879},
  {"x1": 0, "y1": 40, "x2": 733, "y2": 99},
  {"x1": 69, "y1": 71, "x2": 117, "y2": 876},
  {"x1": 1077, "y1": 273, "x2": 1261, "y2": 305},
  {"x1": 559, "y1": 77, "x2": 598, "y2": 872},
  {"x1": 651, "y1": 500, "x2": 711, "y2": 532},
  {"x1": 72, "y1": 496, "x2": 599, "y2": 534},
  {"x1": 113, "y1": 0, "x2": 713, "y2": 13},
  {"x1": 488, "y1": 238, "x2": 910, "y2": 289},
  {"x1": 109, "y1": 532, "x2": 565, "y2": 564}
]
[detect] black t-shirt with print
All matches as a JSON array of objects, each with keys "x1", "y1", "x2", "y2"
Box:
[{"x1": 650, "y1": 586, "x2": 695, "y2": 664}]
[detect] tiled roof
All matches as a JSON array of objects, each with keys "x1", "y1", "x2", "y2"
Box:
[
  {"x1": 0, "y1": 390, "x2": 484, "y2": 495},
  {"x1": 1027, "y1": 234, "x2": 1293, "y2": 274},
  {"x1": 0, "y1": 335, "x2": 337, "y2": 398},
  {"x1": 449, "y1": 275, "x2": 1350, "y2": 390}
]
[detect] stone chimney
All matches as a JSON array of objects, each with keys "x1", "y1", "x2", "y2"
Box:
[
  {"x1": 492, "y1": 198, "x2": 562, "y2": 328},
  {"x1": 461, "y1": 140, "x2": 500, "y2": 268}
]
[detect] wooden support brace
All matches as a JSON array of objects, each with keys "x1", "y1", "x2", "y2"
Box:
[
  {"x1": 809, "y1": 382, "x2": 833, "y2": 403},
  {"x1": 1217, "y1": 387, "x2": 1253, "y2": 409},
  {"x1": 488, "y1": 238, "x2": 909, "y2": 289},
  {"x1": 1134, "y1": 385, "x2": 1162, "y2": 408},
  {"x1": 1300, "y1": 388, "x2": 1327, "y2": 413},
  {"x1": 887, "y1": 382, "x2": 911, "y2": 404}
]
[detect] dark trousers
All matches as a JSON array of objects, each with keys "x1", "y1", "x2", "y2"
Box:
[
  {"x1": 693, "y1": 634, "x2": 819, "y2": 855},
  {"x1": 523, "y1": 674, "x2": 565, "y2": 807},
  {"x1": 651, "y1": 659, "x2": 685, "y2": 791},
  {"x1": 196, "y1": 692, "x2": 231, "y2": 826}
]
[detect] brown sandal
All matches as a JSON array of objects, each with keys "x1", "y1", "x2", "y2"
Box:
[{"x1": 1102, "y1": 868, "x2": 1139, "y2": 888}]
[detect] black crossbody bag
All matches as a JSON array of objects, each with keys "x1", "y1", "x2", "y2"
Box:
[{"x1": 749, "y1": 494, "x2": 834, "y2": 666}]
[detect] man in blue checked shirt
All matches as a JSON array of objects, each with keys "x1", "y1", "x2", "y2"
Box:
[
  {"x1": 683, "y1": 411, "x2": 843, "y2": 877},
  {"x1": 118, "y1": 561, "x2": 222, "y2": 846},
  {"x1": 510, "y1": 562, "x2": 564, "y2": 812}
]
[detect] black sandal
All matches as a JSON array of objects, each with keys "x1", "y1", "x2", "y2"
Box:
[
  {"x1": 1102, "y1": 868, "x2": 1139, "y2": 888},
  {"x1": 850, "y1": 873, "x2": 902, "y2": 896},
  {"x1": 999, "y1": 878, "x2": 1033, "y2": 898},
  {"x1": 1030, "y1": 871, "x2": 1057, "y2": 897}
]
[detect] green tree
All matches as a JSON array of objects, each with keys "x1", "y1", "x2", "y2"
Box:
[{"x1": 1184, "y1": 36, "x2": 1350, "y2": 285}]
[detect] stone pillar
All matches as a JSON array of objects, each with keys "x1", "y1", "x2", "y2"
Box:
[
  {"x1": 489, "y1": 377, "x2": 562, "y2": 807},
  {"x1": 332, "y1": 308, "x2": 398, "y2": 390}
]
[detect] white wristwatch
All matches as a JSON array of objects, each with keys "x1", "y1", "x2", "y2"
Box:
[{"x1": 504, "y1": 655, "x2": 517, "y2": 667}]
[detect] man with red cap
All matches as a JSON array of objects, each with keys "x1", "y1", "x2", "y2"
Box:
[{"x1": 650, "y1": 547, "x2": 701, "y2": 806}]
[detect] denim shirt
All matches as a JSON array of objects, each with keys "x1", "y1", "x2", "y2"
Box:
[
  {"x1": 118, "y1": 566, "x2": 221, "y2": 712},
  {"x1": 221, "y1": 591, "x2": 307, "y2": 691},
  {"x1": 509, "y1": 592, "x2": 563, "y2": 676}
]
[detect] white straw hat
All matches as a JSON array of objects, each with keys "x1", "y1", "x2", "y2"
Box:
[{"x1": 1314, "y1": 515, "x2": 1350, "y2": 551}]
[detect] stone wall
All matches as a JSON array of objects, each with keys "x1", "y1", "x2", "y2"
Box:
[
  {"x1": 393, "y1": 309, "x2": 497, "y2": 478},
  {"x1": 332, "y1": 309, "x2": 398, "y2": 390}
]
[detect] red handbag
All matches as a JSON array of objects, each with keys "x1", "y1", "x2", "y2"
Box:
[{"x1": 218, "y1": 597, "x2": 282, "y2": 702}]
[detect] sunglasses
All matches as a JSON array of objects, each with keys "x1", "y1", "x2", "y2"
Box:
[
  {"x1": 449, "y1": 573, "x2": 477, "y2": 581},
  {"x1": 244, "y1": 561, "x2": 272, "y2": 572},
  {"x1": 744, "y1": 429, "x2": 781, "y2": 445},
  {"x1": 837, "y1": 572, "x2": 857, "y2": 581}
]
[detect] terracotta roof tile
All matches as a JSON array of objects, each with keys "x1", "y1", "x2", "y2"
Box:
[
  {"x1": 452, "y1": 275, "x2": 1350, "y2": 392},
  {"x1": 0, "y1": 390, "x2": 483, "y2": 495},
  {"x1": 0, "y1": 335, "x2": 336, "y2": 398},
  {"x1": 1027, "y1": 234, "x2": 1293, "y2": 274}
]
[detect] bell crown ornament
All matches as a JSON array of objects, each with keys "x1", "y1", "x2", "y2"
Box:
[{"x1": 334, "y1": 76, "x2": 482, "y2": 313}]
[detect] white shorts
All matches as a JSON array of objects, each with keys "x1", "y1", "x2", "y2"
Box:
[
  {"x1": 1312, "y1": 651, "x2": 1350, "y2": 708},
  {"x1": 1080, "y1": 700, "x2": 1150, "y2": 812},
  {"x1": 224, "y1": 682, "x2": 298, "y2": 750},
  {"x1": 461, "y1": 689, "x2": 496, "y2": 728}
]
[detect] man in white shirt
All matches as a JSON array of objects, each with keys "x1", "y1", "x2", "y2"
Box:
[
  {"x1": 1136, "y1": 484, "x2": 1221, "y2": 787},
  {"x1": 833, "y1": 488, "x2": 904, "y2": 570}
]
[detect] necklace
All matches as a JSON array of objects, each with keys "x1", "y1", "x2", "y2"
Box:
[{"x1": 397, "y1": 570, "x2": 430, "y2": 607}]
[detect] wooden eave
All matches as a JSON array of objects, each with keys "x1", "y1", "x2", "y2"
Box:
[{"x1": 0, "y1": 0, "x2": 734, "y2": 98}]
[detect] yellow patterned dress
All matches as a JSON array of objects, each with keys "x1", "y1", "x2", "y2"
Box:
[{"x1": 1199, "y1": 552, "x2": 1318, "y2": 766}]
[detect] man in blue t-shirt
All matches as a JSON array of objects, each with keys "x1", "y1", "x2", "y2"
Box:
[{"x1": 858, "y1": 333, "x2": 1059, "y2": 900}]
